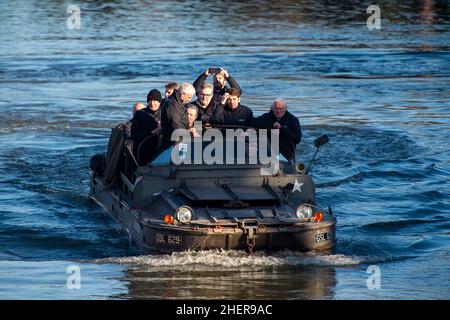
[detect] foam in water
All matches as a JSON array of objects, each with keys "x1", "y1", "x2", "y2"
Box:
[{"x1": 94, "y1": 249, "x2": 381, "y2": 268}]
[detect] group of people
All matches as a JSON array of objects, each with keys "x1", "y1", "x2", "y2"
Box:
[{"x1": 128, "y1": 67, "x2": 302, "y2": 165}]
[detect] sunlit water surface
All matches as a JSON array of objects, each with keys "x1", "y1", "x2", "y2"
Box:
[{"x1": 0, "y1": 0, "x2": 449, "y2": 299}]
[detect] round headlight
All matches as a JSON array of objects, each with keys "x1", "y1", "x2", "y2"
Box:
[
  {"x1": 175, "y1": 206, "x2": 193, "y2": 224},
  {"x1": 296, "y1": 205, "x2": 312, "y2": 219}
]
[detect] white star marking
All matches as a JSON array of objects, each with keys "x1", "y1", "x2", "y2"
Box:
[{"x1": 292, "y1": 179, "x2": 304, "y2": 193}]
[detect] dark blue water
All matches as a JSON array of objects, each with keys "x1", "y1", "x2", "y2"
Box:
[{"x1": 0, "y1": 0, "x2": 449, "y2": 299}]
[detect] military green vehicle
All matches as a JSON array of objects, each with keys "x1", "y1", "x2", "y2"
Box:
[{"x1": 89, "y1": 125, "x2": 335, "y2": 254}]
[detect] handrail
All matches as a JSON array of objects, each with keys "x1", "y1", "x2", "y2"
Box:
[
  {"x1": 125, "y1": 142, "x2": 139, "y2": 168},
  {"x1": 136, "y1": 134, "x2": 157, "y2": 165}
]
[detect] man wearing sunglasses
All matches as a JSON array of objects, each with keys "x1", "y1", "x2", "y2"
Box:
[{"x1": 186, "y1": 83, "x2": 219, "y2": 124}]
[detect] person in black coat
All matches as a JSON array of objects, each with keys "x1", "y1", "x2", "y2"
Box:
[
  {"x1": 162, "y1": 82, "x2": 178, "y2": 105},
  {"x1": 193, "y1": 67, "x2": 241, "y2": 105},
  {"x1": 210, "y1": 88, "x2": 253, "y2": 127},
  {"x1": 160, "y1": 83, "x2": 196, "y2": 150},
  {"x1": 252, "y1": 99, "x2": 302, "y2": 162},
  {"x1": 186, "y1": 83, "x2": 220, "y2": 124},
  {"x1": 130, "y1": 89, "x2": 162, "y2": 165}
]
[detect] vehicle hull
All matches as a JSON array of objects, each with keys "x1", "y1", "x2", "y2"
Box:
[{"x1": 90, "y1": 173, "x2": 336, "y2": 254}]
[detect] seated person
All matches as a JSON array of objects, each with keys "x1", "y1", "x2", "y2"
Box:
[
  {"x1": 160, "y1": 83, "x2": 196, "y2": 149},
  {"x1": 210, "y1": 88, "x2": 253, "y2": 127},
  {"x1": 130, "y1": 89, "x2": 163, "y2": 165},
  {"x1": 186, "y1": 105, "x2": 201, "y2": 138},
  {"x1": 193, "y1": 67, "x2": 241, "y2": 104},
  {"x1": 125, "y1": 102, "x2": 146, "y2": 137},
  {"x1": 145, "y1": 89, "x2": 163, "y2": 125},
  {"x1": 186, "y1": 83, "x2": 218, "y2": 124},
  {"x1": 252, "y1": 98, "x2": 302, "y2": 162},
  {"x1": 163, "y1": 82, "x2": 178, "y2": 104},
  {"x1": 132, "y1": 102, "x2": 146, "y2": 115}
]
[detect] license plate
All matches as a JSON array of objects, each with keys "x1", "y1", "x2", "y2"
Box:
[
  {"x1": 155, "y1": 233, "x2": 182, "y2": 245},
  {"x1": 315, "y1": 232, "x2": 331, "y2": 243}
]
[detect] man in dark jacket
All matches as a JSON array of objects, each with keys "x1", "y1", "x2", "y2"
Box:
[
  {"x1": 252, "y1": 99, "x2": 302, "y2": 162},
  {"x1": 186, "y1": 83, "x2": 219, "y2": 124},
  {"x1": 145, "y1": 89, "x2": 163, "y2": 125},
  {"x1": 130, "y1": 89, "x2": 163, "y2": 165},
  {"x1": 210, "y1": 88, "x2": 253, "y2": 127},
  {"x1": 160, "y1": 83, "x2": 196, "y2": 150},
  {"x1": 193, "y1": 67, "x2": 241, "y2": 104},
  {"x1": 162, "y1": 81, "x2": 178, "y2": 105}
]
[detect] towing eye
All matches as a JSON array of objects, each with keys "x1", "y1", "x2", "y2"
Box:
[{"x1": 240, "y1": 219, "x2": 259, "y2": 254}]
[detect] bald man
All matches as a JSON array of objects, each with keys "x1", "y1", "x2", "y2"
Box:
[
  {"x1": 132, "y1": 102, "x2": 146, "y2": 115},
  {"x1": 252, "y1": 99, "x2": 302, "y2": 162}
]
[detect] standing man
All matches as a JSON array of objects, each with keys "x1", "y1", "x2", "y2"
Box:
[
  {"x1": 252, "y1": 98, "x2": 302, "y2": 162},
  {"x1": 146, "y1": 89, "x2": 163, "y2": 124},
  {"x1": 131, "y1": 89, "x2": 163, "y2": 140},
  {"x1": 130, "y1": 89, "x2": 163, "y2": 165},
  {"x1": 210, "y1": 88, "x2": 253, "y2": 126},
  {"x1": 160, "y1": 83, "x2": 196, "y2": 149},
  {"x1": 186, "y1": 83, "x2": 218, "y2": 124},
  {"x1": 193, "y1": 67, "x2": 241, "y2": 104},
  {"x1": 163, "y1": 82, "x2": 178, "y2": 104}
]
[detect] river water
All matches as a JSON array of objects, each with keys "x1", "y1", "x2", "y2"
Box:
[{"x1": 0, "y1": 0, "x2": 449, "y2": 300}]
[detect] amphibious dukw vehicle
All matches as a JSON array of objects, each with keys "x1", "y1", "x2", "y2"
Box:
[{"x1": 89, "y1": 125, "x2": 336, "y2": 254}]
